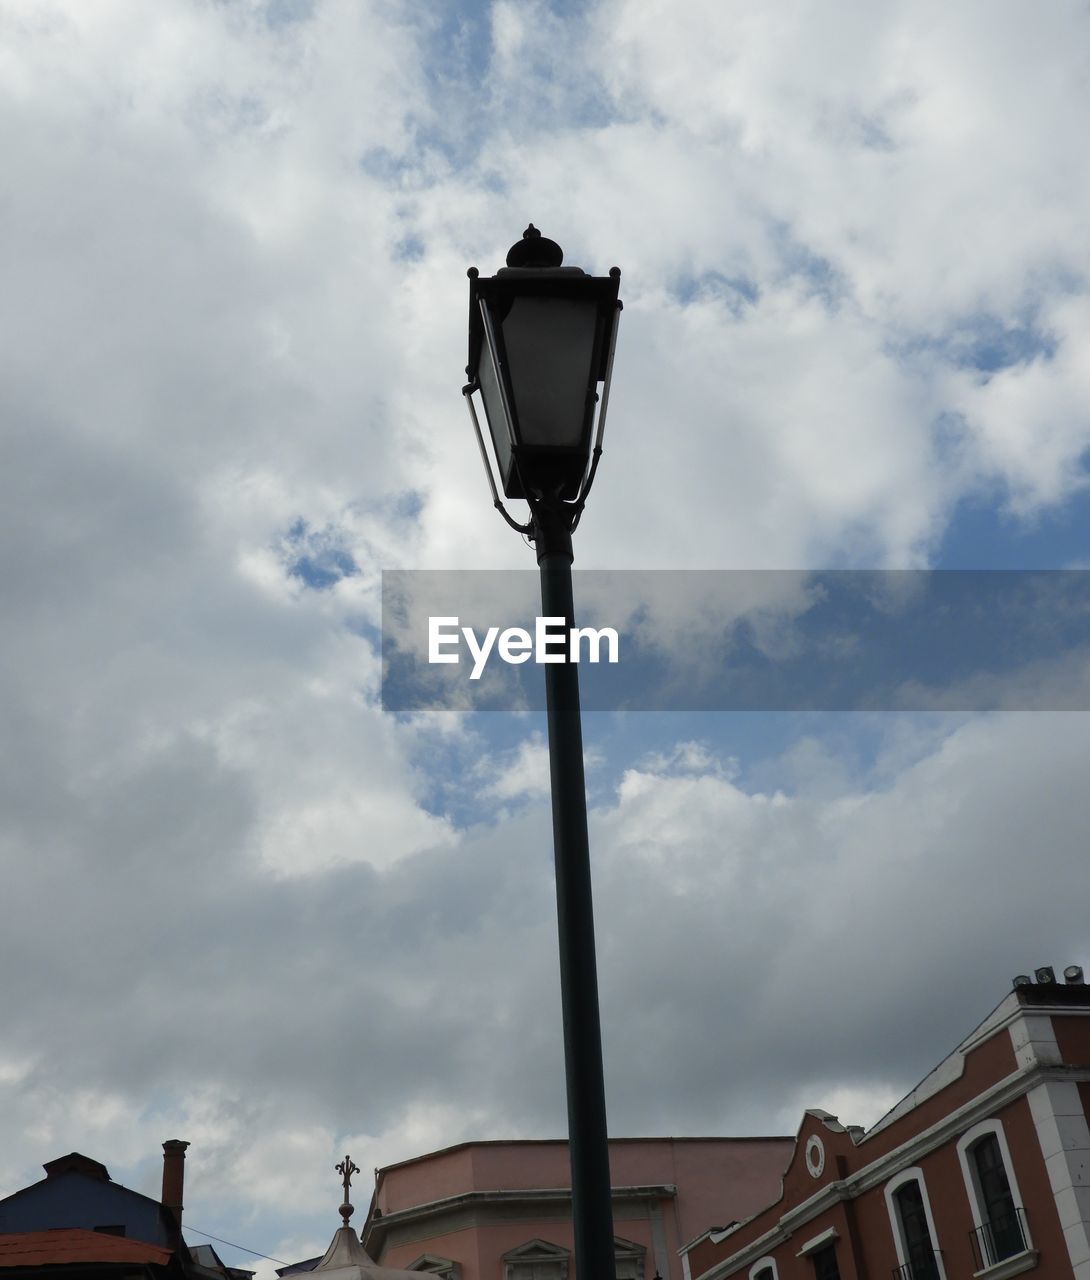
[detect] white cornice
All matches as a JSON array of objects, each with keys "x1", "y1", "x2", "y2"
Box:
[{"x1": 365, "y1": 1185, "x2": 678, "y2": 1247}]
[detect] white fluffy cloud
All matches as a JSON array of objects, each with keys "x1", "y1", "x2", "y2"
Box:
[{"x1": 2, "y1": 0, "x2": 1089, "y2": 1270}]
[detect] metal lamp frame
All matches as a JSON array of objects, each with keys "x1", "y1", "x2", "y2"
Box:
[{"x1": 463, "y1": 267, "x2": 621, "y2": 539}]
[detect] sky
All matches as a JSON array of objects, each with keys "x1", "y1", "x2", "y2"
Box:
[{"x1": 2, "y1": 0, "x2": 1090, "y2": 1274}]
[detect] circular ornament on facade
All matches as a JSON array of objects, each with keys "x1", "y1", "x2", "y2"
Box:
[{"x1": 805, "y1": 1135, "x2": 825, "y2": 1179}]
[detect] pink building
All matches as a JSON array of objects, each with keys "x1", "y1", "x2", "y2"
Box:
[{"x1": 361, "y1": 1138, "x2": 793, "y2": 1280}]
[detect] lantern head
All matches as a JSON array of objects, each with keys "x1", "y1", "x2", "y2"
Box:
[{"x1": 467, "y1": 226, "x2": 621, "y2": 503}]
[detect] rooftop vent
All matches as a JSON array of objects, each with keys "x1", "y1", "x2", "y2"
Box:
[{"x1": 43, "y1": 1154, "x2": 110, "y2": 1183}]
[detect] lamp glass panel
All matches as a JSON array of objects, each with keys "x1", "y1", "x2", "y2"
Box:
[
  {"x1": 477, "y1": 322, "x2": 515, "y2": 490},
  {"x1": 501, "y1": 296, "x2": 598, "y2": 448}
]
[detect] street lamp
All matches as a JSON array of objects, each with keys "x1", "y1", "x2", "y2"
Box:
[{"x1": 463, "y1": 225, "x2": 622, "y2": 1280}]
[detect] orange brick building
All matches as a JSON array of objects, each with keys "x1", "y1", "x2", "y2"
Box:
[{"x1": 682, "y1": 970, "x2": 1090, "y2": 1280}]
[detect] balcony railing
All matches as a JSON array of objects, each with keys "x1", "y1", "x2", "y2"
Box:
[
  {"x1": 891, "y1": 1248, "x2": 942, "y2": 1280},
  {"x1": 970, "y1": 1207, "x2": 1029, "y2": 1270}
]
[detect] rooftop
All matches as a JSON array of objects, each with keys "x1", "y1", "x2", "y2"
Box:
[{"x1": 0, "y1": 1228, "x2": 172, "y2": 1268}]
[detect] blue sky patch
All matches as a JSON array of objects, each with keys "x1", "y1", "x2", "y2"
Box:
[
  {"x1": 770, "y1": 222, "x2": 847, "y2": 306},
  {"x1": 262, "y1": 0, "x2": 315, "y2": 29},
  {"x1": 395, "y1": 233, "x2": 426, "y2": 262},
  {"x1": 894, "y1": 312, "x2": 1056, "y2": 376},
  {"x1": 283, "y1": 518, "x2": 359, "y2": 590},
  {"x1": 938, "y1": 483, "x2": 1090, "y2": 569},
  {"x1": 672, "y1": 270, "x2": 760, "y2": 313}
]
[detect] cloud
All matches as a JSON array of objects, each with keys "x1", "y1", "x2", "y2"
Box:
[
  {"x1": 2, "y1": 0, "x2": 1090, "y2": 1271},
  {"x1": 394, "y1": 0, "x2": 1090, "y2": 569},
  {"x1": 7, "y1": 709, "x2": 1085, "y2": 1165},
  {"x1": 478, "y1": 733, "x2": 553, "y2": 801},
  {"x1": 586, "y1": 712, "x2": 1090, "y2": 1134}
]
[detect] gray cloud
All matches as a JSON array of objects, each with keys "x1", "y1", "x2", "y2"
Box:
[{"x1": 2, "y1": 1, "x2": 1090, "y2": 1274}]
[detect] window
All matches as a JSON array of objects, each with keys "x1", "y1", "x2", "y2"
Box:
[
  {"x1": 970, "y1": 1134, "x2": 1025, "y2": 1264},
  {"x1": 751, "y1": 1267, "x2": 775, "y2": 1280},
  {"x1": 503, "y1": 1240, "x2": 570, "y2": 1280},
  {"x1": 956, "y1": 1119, "x2": 1032, "y2": 1270},
  {"x1": 612, "y1": 1236, "x2": 645, "y2": 1280},
  {"x1": 884, "y1": 1168, "x2": 944, "y2": 1280},
  {"x1": 893, "y1": 1182, "x2": 939, "y2": 1280},
  {"x1": 406, "y1": 1255, "x2": 459, "y2": 1280},
  {"x1": 798, "y1": 1228, "x2": 839, "y2": 1280},
  {"x1": 809, "y1": 1244, "x2": 840, "y2": 1280}
]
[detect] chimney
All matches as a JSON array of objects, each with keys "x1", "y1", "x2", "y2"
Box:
[{"x1": 161, "y1": 1140, "x2": 190, "y2": 1230}]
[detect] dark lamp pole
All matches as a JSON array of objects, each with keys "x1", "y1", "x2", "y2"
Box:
[{"x1": 463, "y1": 226, "x2": 623, "y2": 1280}]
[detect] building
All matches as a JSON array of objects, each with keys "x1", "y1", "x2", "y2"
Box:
[
  {"x1": 355, "y1": 1137, "x2": 793, "y2": 1280},
  {"x1": 682, "y1": 968, "x2": 1090, "y2": 1280},
  {"x1": 0, "y1": 1146, "x2": 188, "y2": 1245},
  {"x1": 0, "y1": 1141, "x2": 250, "y2": 1280},
  {"x1": 0, "y1": 1227, "x2": 182, "y2": 1279}
]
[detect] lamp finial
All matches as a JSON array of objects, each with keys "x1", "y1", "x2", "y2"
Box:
[{"x1": 506, "y1": 225, "x2": 563, "y2": 268}]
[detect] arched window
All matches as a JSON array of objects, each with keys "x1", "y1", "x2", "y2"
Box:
[
  {"x1": 748, "y1": 1259, "x2": 777, "y2": 1280},
  {"x1": 970, "y1": 1133, "x2": 1022, "y2": 1262},
  {"x1": 956, "y1": 1120, "x2": 1032, "y2": 1269},
  {"x1": 884, "y1": 1169, "x2": 944, "y2": 1280}
]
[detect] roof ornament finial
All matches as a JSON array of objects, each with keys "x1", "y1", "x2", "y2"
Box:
[{"x1": 336, "y1": 1155, "x2": 360, "y2": 1225}]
